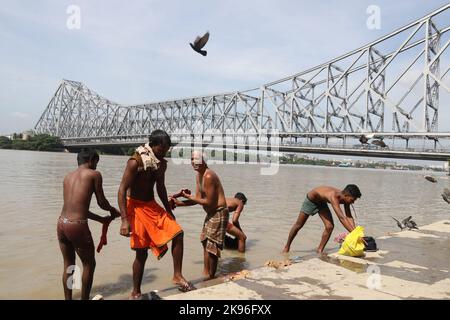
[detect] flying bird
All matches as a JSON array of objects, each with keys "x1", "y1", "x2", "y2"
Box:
[{"x1": 190, "y1": 31, "x2": 210, "y2": 56}]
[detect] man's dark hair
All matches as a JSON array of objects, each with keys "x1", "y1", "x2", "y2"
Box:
[
  {"x1": 343, "y1": 184, "x2": 362, "y2": 198},
  {"x1": 77, "y1": 148, "x2": 99, "y2": 166},
  {"x1": 149, "y1": 130, "x2": 171, "y2": 147},
  {"x1": 234, "y1": 192, "x2": 248, "y2": 205}
]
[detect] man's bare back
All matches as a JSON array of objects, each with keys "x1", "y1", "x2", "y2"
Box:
[
  {"x1": 224, "y1": 193, "x2": 247, "y2": 253},
  {"x1": 283, "y1": 184, "x2": 362, "y2": 253},
  {"x1": 307, "y1": 186, "x2": 342, "y2": 205},
  {"x1": 61, "y1": 168, "x2": 101, "y2": 221},
  {"x1": 226, "y1": 197, "x2": 240, "y2": 212},
  {"x1": 58, "y1": 149, "x2": 119, "y2": 300}
]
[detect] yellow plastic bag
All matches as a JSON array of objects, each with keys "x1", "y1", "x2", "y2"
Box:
[{"x1": 338, "y1": 226, "x2": 365, "y2": 257}]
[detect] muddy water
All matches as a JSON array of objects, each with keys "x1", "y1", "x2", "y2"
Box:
[{"x1": 0, "y1": 149, "x2": 448, "y2": 299}]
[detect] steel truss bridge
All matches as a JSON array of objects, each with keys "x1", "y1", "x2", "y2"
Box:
[{"x1": 35, "y1": 5, "x2": 450, "y2": 161}]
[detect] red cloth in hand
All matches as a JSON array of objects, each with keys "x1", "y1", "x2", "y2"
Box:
[{"x1": 97, "y1": 219, "x2": 112, "y2": 253}]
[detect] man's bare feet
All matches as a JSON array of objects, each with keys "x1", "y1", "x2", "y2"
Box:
[
  {"x1": 282, "y1": 247, "x2": 289, "y2": 253},
  {"x1": 173, "y1": 276, "x2": 196, "y2": 292},
  {"x1": 129, "y1": 292, "x2": 144, "y2": 300}
]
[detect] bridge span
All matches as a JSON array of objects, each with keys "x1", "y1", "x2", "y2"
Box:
[{"x1": 35, "y1": 5, "x2": 450, "y2": 161}]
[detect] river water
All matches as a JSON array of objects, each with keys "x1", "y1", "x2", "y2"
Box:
[{"x1": 0, "y1": 149, "x2": 448, "y2": 299}]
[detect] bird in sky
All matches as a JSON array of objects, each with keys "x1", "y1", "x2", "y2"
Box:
[{"x1": 190, "y1": 31, "x2": 210, "y2": 56}]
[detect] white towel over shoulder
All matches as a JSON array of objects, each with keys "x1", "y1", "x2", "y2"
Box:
[{"x1": 136, "y1": 143, "x2": 160, "y2": 171}]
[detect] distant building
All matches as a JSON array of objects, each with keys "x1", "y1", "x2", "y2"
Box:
[
  {"x1": 379, "y1": 160, "x2": 397, "y2": 166},
  {"x1": 21, "y1": 130, "x2": 35, "y2": 140}
]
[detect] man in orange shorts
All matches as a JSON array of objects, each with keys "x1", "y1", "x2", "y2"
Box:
[{"x1": 118, "y1": 130, "x2": 195, "y2": 299}]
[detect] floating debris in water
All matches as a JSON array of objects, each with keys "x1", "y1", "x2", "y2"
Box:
[
  {"x1": 227, "y1": 270, "x2": 251, "y2": 281},
  {"x1": 424, "y1": 175, "x2": 438, "y2": 183},
  {"x1": 264, "y1": 259, "x2": 293, "y2": 269}
]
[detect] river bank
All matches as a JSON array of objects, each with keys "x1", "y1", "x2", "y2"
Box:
[
  {"x1": 1, "y1": 149, "x2": 449, "y2": 299},
  {"x1": 161, "y1": 220, "x2": 450, "y2": 300}
]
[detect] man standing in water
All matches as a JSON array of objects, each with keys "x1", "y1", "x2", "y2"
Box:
[
  {"x1": 57, "y1": 149, "x2": 120, "y2": 300},
  {"x1": 225, "y1": 193, "x2": 248, "y2": 253},
  {"x1": 118, "y1": 130, "x2": 194, "y2": 298},
  {"x1": 172, "y1": 150, "x2": 229, "y2": 279},
  {"x1": 282, "y1": 185, "x2": 361, "y2": 254}
]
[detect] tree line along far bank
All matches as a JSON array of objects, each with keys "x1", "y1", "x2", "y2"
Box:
[
  {"x1": 0, "y1": 134, "x2": 135, "y2": 155},
  {"x1": 0, "y1": 134, "x2": 64, "y2": 152}
]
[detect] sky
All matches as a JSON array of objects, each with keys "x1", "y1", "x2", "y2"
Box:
[{"x1": 0, "y1": 0, "x2": 449, "y2": 135}]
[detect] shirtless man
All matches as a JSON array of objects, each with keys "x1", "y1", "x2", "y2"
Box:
[
  {"x1": 282, "y1": 185, "x2": 361, "y2": 254},
  {"x1": 118, "y1": 130, "x2": 194, "y2": 298},
  {"x1": 172, "y1": 151, "x2": 229, "y2": 279},
  {"x1": 225, "y1": 193, "x2": 248, "y2": 253},
  {"x1": 57, "y1": 149, "x2": 120, "y2": 300}
]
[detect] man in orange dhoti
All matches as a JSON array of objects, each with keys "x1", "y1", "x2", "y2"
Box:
[{"x1": 118, "y1": 130, "x2": 195, "y2": 299}]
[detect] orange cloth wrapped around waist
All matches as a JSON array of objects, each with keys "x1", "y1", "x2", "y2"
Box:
[{"x1": 127, "y1": 197, "x2": 183, "y2": 259}]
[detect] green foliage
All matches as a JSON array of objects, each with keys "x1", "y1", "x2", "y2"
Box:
[
  {"x1": 0, "y1": 136, "x2": 12, "y2": 149},
  {"x1": 280, "y1": 156, "x2": 334, "y2": 166},
  {"x1": 127, "y1": 147, "x2": 136, "y2": 156},
  {"x1": 12, "y1": 133, "x2": 22, "y2": 140},
  {"x1": 0, "y1": 134, "x2": 64, "y2": 151}
]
